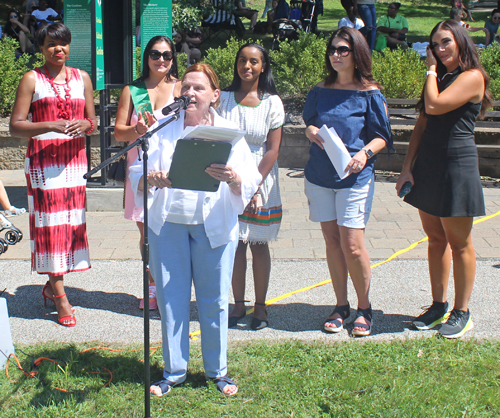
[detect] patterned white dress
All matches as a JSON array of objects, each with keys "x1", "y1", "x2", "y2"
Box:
[
  {"x1": 218, "y1": 91, "x2": 285, "y2": 243},
  {"x1": 26, "y1": 67, "x2": 90, "y2": 275}
]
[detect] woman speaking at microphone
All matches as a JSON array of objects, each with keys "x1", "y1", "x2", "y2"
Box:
[
  {"x1": 129, "y1": 64, "x2": 261, "y2": 397},
  {"x1": 115, "y1": 35, "x2": 182, "y2": 311}
]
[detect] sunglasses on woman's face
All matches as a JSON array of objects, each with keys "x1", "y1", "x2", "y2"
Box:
[
  {"x1": 327, "y1": 45, "x2": 352, "y2": 57},
  {"x1": 149, "y1": 50, "x2": 173, "y2": 61}
]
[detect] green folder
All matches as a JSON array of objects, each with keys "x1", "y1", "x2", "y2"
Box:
[{"x1": 169, "y1": 139, "x2": 232, "y2": 192}]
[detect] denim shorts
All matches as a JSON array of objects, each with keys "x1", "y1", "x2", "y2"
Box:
[{"x1": 305, "y1": 176, "x2": 375, "y2": 229}]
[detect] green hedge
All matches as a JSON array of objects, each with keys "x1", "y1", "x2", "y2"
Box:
[
  {"x1": 270, "y1": 33, "x2": 328, "y2": 97},
  {"x1": 0, "y1": 38, "x2": 43, "y2": 117},
  {"x1": 372, "y1": 49, "x2": 427, "y2": 99},
  {"x1": 204, "y1": 34, "x2": 328, "y2": 96},
  {"x1": 479, "y1": 42, "x2": 500, "y2": 103},
  {"x1": 2, "y1": 34, "x2": 500, "y2": 117}
]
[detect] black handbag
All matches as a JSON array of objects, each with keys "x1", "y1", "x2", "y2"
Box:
[{"x1": 107, "y1": 154, "x2": 126, "y2": 184}]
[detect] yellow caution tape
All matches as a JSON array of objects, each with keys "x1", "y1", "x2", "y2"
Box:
[{"x1": 189, "y1": 209, "x2": 500, "y2": 339}]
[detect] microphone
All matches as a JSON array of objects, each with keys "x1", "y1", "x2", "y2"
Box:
[{"x1": 162, "y1": 95, "x2": 191, "y2": 115}]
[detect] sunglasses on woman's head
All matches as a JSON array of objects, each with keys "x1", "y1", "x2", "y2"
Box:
[
  {"x1": 327, "y1": 46, "x2": 352, "y2": 57},
  {"x1": 149, "y1": 50, "x2": 173, "y2": 61}
]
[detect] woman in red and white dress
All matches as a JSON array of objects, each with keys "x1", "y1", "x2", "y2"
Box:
[{"x1": 10, "y1": 23, "x2": 96, "y2": 327}]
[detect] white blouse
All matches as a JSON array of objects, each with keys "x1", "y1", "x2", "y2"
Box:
[{"x1": 129, "y1": 108, "x2": 262, "y2": 248}]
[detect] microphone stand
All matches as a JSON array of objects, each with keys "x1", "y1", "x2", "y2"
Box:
[{"x1": 84, "y1": 110, "x2": 182, "y2": 418}]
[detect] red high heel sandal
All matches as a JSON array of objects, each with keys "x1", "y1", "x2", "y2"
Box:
[
  {"x1": 42, "y1": 281, "x2": 75, "y2": 312},
  {"x1": 54, "y1": 293, "x2": 76, "y2": 327},
  {"x1": 42, "y1": 282, "x2": 76, "y2": 327}
]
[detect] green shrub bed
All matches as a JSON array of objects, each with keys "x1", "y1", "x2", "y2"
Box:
[{"x1": 2, "y1": 34, "x2": 500, "y2": 118}]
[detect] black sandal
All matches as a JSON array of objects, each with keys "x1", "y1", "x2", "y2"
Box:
[
  {"x1": 323, "y1": 302, "x2": 350, "y2": 333},
  {"x1": 212, "y1": 375, "x2": 238, "y2": 396},
  {"x1": 228, "y1": 300, "x2": 248, "y2": 328},
  {"x1": 250, "y1": 302, "x2": 269, "y2": 330},
  {"x1": 352, "y1": 305, "x2": 373, "y2": 337},
  {"x1": 150, "y1": 378, "x2": 177, "y2": 397}
]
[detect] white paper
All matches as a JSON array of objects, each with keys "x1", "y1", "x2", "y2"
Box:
[
  {"x1": 317, "y1": 125, "x2": 352, "y2": 180},
  {"x1": 181, "y1": 125, "x2": 246, "y2": 145}
]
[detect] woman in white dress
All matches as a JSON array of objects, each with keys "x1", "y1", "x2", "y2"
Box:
[{"x1": 218, "y1": 43, "x2": 285, "y2": 330}]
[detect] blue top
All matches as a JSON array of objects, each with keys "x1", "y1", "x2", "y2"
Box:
[
  {"x1": 303, "y1": 85, "x2": 393, "y2": 189},
  {"x1": 485, "y1": 19, "x2": 499, "y2": 45}
]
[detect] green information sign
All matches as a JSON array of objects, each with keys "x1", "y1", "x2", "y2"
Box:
[
  {"x1": 140, "y1": 0, "x2": 172, "y2": 72},
  {"x1": 64, "y1": 0, "x2": 104, "y2": 90},
  {"x1": 94, "y1": 0, "x2": 104, "y2": 90}
]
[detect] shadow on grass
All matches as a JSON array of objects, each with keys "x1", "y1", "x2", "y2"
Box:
[
  {"x1": 228, "y1": 302, "x2": 413, "y2": 336},
  {"x1": 2, "y1": 343, "x2": 158, "y2": 409}
]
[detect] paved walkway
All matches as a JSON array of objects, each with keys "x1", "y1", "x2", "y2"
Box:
[
  {"x1": 0, "y1": 168, "x2": 499, "y2": 345},
  {"x1": 2, "y1": 168, "x2": 500, "y2": 261}
]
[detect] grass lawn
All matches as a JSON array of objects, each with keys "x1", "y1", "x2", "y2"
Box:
[
  {"x1": 236, "y1": 0, "x2": 491, "y2": 44},
  {"x1": 2, "y1": 338, "x2": 500, "y2": 417}
]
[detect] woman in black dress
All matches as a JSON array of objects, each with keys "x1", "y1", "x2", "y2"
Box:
[{"x1": 396, "y1": 20, "x2": 491, "y2": 339}]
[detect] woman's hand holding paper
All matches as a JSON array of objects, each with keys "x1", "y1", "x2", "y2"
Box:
[
  {"x1": 147, "y1": 170, "x2": 171, "y2": 189},
  {"x1": 305, "y1": 125, "x2": 325, "y2": 150}
]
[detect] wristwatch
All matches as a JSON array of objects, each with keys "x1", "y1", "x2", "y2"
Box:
[{"x1": 362, "y1": 147, "x2": 374, "y2": 159}]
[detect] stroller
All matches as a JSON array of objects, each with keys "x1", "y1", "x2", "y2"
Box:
[
  {"x1": 290, "y1": 0, "x2": 316, "y2": 33},
  {"x1": 271, "y1": 0, "x2": 301, "y2": 50},
  {"x1": 0, "y1": 213, "x2": 23, "y2": 255}
]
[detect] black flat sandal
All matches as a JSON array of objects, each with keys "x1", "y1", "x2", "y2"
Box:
[
  {"x1": 250, "y1": 302, "x2": 269, "y2": 330},
  {"x1": 352, "y1": 305, "x2": 373, "y2": 337},
  {"x1": 324, "y1": 302, "x2": 350, "y2": 333},
  {"x1": 211, "y1": 375, "x2": 238, "y2": 396},
  {"x1": 228, "y1": 300, "x2": 247, "y2": 328},
  {"x1": 150, "y1": 379, "x2": 177, "y2": 397}
]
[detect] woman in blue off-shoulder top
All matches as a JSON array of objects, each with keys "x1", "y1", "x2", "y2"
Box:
[{"x1": 303, "y1": 26, "x2": 392, "y2": 337}]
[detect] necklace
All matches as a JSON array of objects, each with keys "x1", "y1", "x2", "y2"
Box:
[{"x1": 44, "y1": 65, "x2": 72, "y2": 120}]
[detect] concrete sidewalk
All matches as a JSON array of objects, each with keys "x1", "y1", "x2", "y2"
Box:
[
  {"x1": 1, "y1": 168, "x2": 499, "y2": 261},
  {"x1": 0, "y1": 168, "x2": 499, "y2": 345}
]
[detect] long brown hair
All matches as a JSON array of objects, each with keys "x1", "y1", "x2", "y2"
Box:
[
  {"x1": 140, "y1": 35, "x2": 178, "y2": 82},
  {"x1": 417, "y1": 20, "x2": 492, "y2": 117},
  {"x1": 324, "y1": 27, "x2": 381, "y2": 89}
]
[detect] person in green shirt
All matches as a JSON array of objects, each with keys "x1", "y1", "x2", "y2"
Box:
[{"x1": 376, "y1": 2, "x2": 408, "y2": 49}]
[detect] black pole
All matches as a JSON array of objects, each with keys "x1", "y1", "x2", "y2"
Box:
[
  {"x1": 142, "y1": 135, "x2": 150, "y2": 418},
  {"x1": 84, "y1": 112, "x2": 181, "y2": 418}
]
